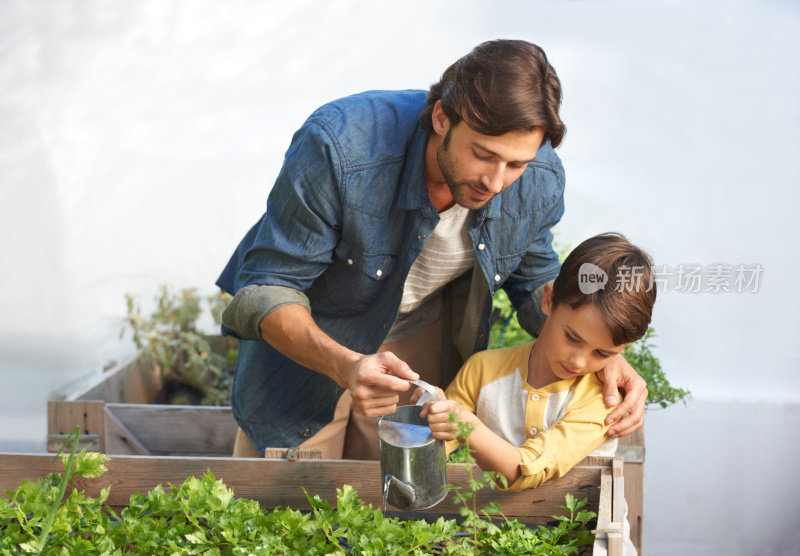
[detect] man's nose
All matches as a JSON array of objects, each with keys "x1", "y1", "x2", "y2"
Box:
[{"x1": 482, "y1": 163, "x2": 505, "y2": 194}]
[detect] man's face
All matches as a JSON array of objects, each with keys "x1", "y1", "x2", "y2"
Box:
[{"x1": 436, "y1": 121, "x2": 545, "y2": 210}]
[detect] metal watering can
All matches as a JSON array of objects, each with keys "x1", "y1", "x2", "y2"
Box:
[{"x1": 378, "y1": 379, "x2": 447, "y2": 511}]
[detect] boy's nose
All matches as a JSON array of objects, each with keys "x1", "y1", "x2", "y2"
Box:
[{"x1": 567, "y1": 353, "x2": 586, "y2": 371}]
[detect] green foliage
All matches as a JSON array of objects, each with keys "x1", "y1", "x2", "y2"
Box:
[
  {"x1": 488, "y1": 286, "x2": 691, "y2": 409},
  {"x1": 622, "y1": 328, "x2": 691, "y2": 409},
  {"x1": 1, "y1": 433, "x2": 597, "y2": 555},
  {"x1": 121, "y1": 284, "x2": 236, "y2": 406},
  {"x1": 445, "y1": 415, "x2": 595, "y2": 554}
]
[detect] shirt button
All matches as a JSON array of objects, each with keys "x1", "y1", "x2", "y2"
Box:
[
  {"x1": 477, "y1": 243, "x2": 485, "y2": 251},
  {"x1": 494, "y1": 274, "x2": 501, "y2": 282},
  {"x1": 530, "y1": 393, "x2": 540, "y2": 401},
  {"x1": 545, "y1": 451, "x2": 553, "y2": 458},
  {"x1": 529, "y1": 427, "x2": 538, "y2": 436},
  {"x1": 347, "y1": 259, "x2": 354, "y2": 265},
  {"x1": 418, "y1": 232, "x2": 426, "y2": 240},
  {"x1": 376, "y1": 269, "x2": 383, "y2": 277},
  {"x1": 302, "y1": 427, "x2": 311, "y2": 438}
]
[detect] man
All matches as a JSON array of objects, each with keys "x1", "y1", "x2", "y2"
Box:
[{"x1": 217, "y1": 39, "x2": 648, "y2": 459}]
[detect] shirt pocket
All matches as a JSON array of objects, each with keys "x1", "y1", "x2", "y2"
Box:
[
  {"x1": 321, "y1": 240, "x2": 398, "y2": 315},
  {"x1": 492, "y1": 251, "x2": 526, "y2": 290}
]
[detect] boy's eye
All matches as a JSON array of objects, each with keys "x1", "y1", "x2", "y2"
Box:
[
  {"x1": 565, "y1": 332, "x2": 580, "y2": 344},
  {"x1": 473, "y1": 151, "x2": 492, "y2": 161}
]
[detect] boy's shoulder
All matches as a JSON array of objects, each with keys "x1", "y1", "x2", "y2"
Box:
[
  {"x1": 469, "y1": 342, "x2": 532, "y2": 364},
  {"x1": 464, "y1": 343, "x2": 533, "y2": 380}
]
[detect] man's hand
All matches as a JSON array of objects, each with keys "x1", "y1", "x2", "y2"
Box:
[
  {"x1": 346, "y1": 351, "x2": 419, "y2": 418},
  {"x1": 597, "y1": 353, "x2": 648, "y2": 438}
]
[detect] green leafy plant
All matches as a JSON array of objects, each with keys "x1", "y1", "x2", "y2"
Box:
[
  {"x1": 622, "y1": 327, "x2": 691, "y2": 408},
  {"x1": 2, "y1": 431, "x2": 598, "y2": 554},
  {"x1": 121, "y1": 284, "x2": 236, "y2": 405},
  {"x1": 445, "y1": 415, "x2": 596, "y2": 554}
]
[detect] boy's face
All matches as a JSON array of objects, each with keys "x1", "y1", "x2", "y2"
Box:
[{"x1": 535, "y1": 284, "x2": 628, "y2": 383}]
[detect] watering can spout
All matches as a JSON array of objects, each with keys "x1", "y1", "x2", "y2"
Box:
[{"x1": 384, "y1": 474, "x2": 417, "y2": 509}]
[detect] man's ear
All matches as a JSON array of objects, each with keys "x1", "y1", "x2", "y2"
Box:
[
  {"x1": 541, "y1": 282, "x2": 554, "y2": 316},
  {"x1": 431, "y1": 100, "x2": 450, "y2": 136}
]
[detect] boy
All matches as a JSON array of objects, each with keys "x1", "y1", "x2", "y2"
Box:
[{"x1": 419, "y1": 232, "x2": 656, "y2": 491}]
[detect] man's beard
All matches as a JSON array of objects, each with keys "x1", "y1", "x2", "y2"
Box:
[{"x1": 436, "y1": 131, "x2": 493, "y2": 210}]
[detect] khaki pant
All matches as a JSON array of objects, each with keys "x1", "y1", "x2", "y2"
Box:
[{"x1": 232, "y1": 317, "x2": 443, "y2": 459}]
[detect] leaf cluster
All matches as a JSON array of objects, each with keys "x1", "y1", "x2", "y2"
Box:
[
  {"x1": 121, "y1": 284, "x2": 236, "y2": 406},
  {"x1": 2, "y1": 434, "x2": 596, "y2": 555},
  {"x1": 444, "y1": 416, "x2": 596, "y2": 554}
]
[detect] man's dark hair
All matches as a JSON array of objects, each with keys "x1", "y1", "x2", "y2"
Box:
[
  {"x1": 552, "y1": 233, "x2": 656, "y2": 345},
  {"x1": 419, "y1": 39, "x2": 566, "y2": 147}
]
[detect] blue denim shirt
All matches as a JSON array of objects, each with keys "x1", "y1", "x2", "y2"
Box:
[{"x1": 216, "y1": 90, "x2": 565, "y2": 450}]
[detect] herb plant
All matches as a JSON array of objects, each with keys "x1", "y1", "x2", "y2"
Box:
[
  {"x1": 1, "y1": 433, "x2": 598, "y2": 555},
  {"x1": 121, "y1": 284, "x2": 236, "y2": 405},
  {"x1": 445, "y1": 416, "x2": 596, "y2": 554}
]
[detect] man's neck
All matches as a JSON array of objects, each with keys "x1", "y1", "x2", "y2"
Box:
[{"x1": 424, "y1": 134, "x2": 455, "y2": 213}]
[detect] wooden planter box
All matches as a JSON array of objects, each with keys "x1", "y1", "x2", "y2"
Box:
[
  {"x1": 47, "y1": 337, "x2": 239, "y2": 457},
  {"x1": 47, "y1": 338, "x2": 642, "y2": 552},
  {"x1": 0, "y1": 453, "x2": 626, "y2": 556}
]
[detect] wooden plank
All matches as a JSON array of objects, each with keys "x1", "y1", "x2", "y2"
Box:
[
  {"x1": 0, "y1": 454, "x2": 611, "y2": 526},
  {"x1": 612, "y1": 459, "x2": 624, "y2": 522},
  {"x1": 264, "y1": 448, "x2": 323, "y2": 460},
  {"x1": 615, "y1": 426, "x2": 643, "y2": 554},
  {"x1": 46, "y1": 434, "x2": 100, "y2": 453},
  {"x1": 46, "y1": 400, "x2": 106, "y2": 453},
  {"x1": 103, "y1": 406, "x2": 152, "y2": 456},
  {"x1": 607, "y1": 458, "x2": 625, "y2": 556},
  {"x1": 623, "y1": 461, "x2": 643, "y2": 552},
  {"x1": 99, "y1": 357, "x2": 162, "y2": 404},
  {"x1": 103, "y1": 403, "x2": 237, "y2": 456}
]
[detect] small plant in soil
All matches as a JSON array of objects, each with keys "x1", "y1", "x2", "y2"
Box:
[
  {"x1": 1, "y1": 431, "x2": 598, "y2": 554},
  {"x1": 121, "y1": 284, "x2": 236, "y2": 406}
]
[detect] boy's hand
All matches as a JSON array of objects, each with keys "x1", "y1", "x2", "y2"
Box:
[
  {"x1": 597, "y1": 353, "x2": 648, "y2": 437},
  {"x1": 409, "y1": 384, "x2": 446, "y2": 405},
  {"x1": 420, "y1": 397, "x2": 478, "y2": 441}
]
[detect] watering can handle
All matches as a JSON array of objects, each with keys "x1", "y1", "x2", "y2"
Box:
[{"x1": 409, "y1": 378, "x2": 439, "y2": 406}]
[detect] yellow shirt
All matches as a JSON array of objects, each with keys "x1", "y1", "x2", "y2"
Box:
[{"x1": 445, "y1": 342, "x2": 618, "y2": 491}]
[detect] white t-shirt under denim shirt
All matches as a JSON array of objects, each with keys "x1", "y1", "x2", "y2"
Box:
[{"x1": 385, "y1": 204, "x2": 475, "y2": 343}]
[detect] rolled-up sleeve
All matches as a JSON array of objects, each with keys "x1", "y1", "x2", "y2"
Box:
[
  {"x1": 222, "y1": 284, "x2": 311, "y2": 340},
  {"x1": 504, "y1": 383, "x2": 618, "y2": 492}
]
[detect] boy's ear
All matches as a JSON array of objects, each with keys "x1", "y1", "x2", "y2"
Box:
[{"x1": 541, "y1": 282, "x2": 554, "y2": 316}]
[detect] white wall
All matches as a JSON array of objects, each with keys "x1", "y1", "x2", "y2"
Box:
[{"x1": 1, "y1": 1, "x2": 798, "y2": 554}]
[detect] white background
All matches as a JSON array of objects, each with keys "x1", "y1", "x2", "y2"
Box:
[{"x1": 1, "y1": 1, "x2": 798, "y2": 554}]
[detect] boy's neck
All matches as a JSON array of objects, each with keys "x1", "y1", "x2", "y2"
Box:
[{"x1": 527, "y1": 341, "x2": 561, "y2": 389}]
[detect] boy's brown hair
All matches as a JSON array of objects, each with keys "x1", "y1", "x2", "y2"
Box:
[{"x1": 552, "y1": 233, "x2": 656, "y2": 345}]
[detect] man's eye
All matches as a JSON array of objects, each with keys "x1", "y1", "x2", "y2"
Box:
[{"x1": 473, "y1": 151, "x2": 491, "y2": 161}]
